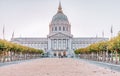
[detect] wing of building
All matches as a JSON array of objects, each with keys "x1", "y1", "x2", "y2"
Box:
[{"x1": 11, "y1": 2, "x2": 108, "y2": 57}]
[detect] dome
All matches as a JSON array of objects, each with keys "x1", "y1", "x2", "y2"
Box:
[
  {"x1": 49, "y1": 1, "x2": 71, "y2": 35},
  {"x1": 52, "y1": 13, "x2": 68, "y2": 22}
]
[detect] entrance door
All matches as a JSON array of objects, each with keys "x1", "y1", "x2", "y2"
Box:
[
  {"x1": 58, "y1": 52, "x2": 61, "y2": 57},
  {"x1": 63, "y1": 51, "x2": 66, "y2": 57},
  {"x1": 54, "y1": 52, "x2": 56, "y2": 56}
]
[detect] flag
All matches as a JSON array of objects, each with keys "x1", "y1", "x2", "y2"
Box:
[
  {"x1": 111, "y1": 26, "x2": 113, "y2": 33},
  {"x1": 3, "y1": 25, "x2": 5, "y2": 39},
  {"x1": 12, "y1": 32, "x2": 14, "y2": 39}
]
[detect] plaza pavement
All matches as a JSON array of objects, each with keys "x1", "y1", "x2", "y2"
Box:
[{"x1": 0, "y1": 58, "x2": 120, "y2": 76}]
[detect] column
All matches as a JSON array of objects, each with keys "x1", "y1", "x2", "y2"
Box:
[
  {"x1": 51, "y1": 39, "x2": 52, "y2": 49},
  {"x1": 48, "y1": 38, "x2": 51, "y2": 52},
  {"x1": 68, "y1": 38, "x2": 72, "y2": 57},
  {"x1": 67, "y1": 39, "x2": 68, "y2": 49},
  {"x1": 65, "y1": 39, "x2": 67, "y2": 50},
  {"x1": 56, "y1": 39, "x2": 58, "y2": 50},
  {"x1": 69, "y1": 39, "x2": 72, "y2": 50}
]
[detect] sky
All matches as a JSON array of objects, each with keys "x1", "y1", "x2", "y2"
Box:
[{"x1": 0, "y1": 0, "x2": 120, "y2": 40}]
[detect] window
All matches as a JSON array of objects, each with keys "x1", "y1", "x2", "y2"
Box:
[
  {"x1": 55, "y1": 27, "x2": 57, "y2": 31},
  {"x1": 63, "y1": 27, "x2": 65, "y2": 31},
  {"x1": 59, "y1": 27, "x2": 61, "y2": 31}
]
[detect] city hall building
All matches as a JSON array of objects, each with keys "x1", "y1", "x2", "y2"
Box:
[{"x1": 11, "y1": 3, "x2": 108, "y2": 57}]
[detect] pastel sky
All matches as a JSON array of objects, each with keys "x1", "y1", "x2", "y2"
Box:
[{"x1": 0, "y1": 0, "x2": 120, "y2": 40}]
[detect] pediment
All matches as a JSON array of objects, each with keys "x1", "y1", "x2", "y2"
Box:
[{"x1": 48, "y1": 32, "x2": 72, "y2": 39}]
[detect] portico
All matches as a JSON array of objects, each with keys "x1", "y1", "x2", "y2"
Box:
[{"x1": 48, "y1": 32, "x2": 73, "y2": 57}]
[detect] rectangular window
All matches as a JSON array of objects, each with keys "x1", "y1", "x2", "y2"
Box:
[
  {"x1": 59, "y1": 27, "x2": 61, "y2": 31},
  {"x1": 63, "y1": 27, "x2": 65, "y2": 31}
]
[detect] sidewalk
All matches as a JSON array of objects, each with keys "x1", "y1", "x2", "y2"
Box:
[
  {"x1": 0, "y1": 58, "x2": 40, "y2": 67},
  {"x1": 76, "y1": 58, "x2": 120, "y2": 72}
]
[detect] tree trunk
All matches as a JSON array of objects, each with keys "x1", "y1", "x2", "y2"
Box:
[
  {"x1": 115, "y1": 51, "x2": 118, "y2": 64},
  {"x1": 111, "y1": 51, "x2": 113, "y2": 63}
]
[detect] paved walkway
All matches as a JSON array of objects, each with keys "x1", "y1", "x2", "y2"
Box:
[
  {"x1": 76, "y1": 58, "x2": 120, "y2": 72},
  {"x1": 0, "y1": 59, "x2": 38, "y2": 67},
  {"x1": 0, "y1": 58, "x2": 120, "y2": 76}
]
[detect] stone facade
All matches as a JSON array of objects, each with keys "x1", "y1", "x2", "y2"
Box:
[{"x1": 11, "y1": 2, "x2": 108, "y2": 57}]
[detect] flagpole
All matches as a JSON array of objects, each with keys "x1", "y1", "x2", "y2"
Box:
[
  {"x1": 3, "y1": 25, "x2": 5, "y2": 40},
  {"x1": 111, "y1": 25, "x2": 113, "y2": 39},
  {"x1": 12, "y1": 31, "x2": 14, "y2": 40}
]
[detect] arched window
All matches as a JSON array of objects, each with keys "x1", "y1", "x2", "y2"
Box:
[
  {"x1": 63, "y1": 27, "x2": 65, "y2": 31},
  {"x1": 55, "y1": 27, "x2": 57, "y2": 31},
  {"x1": 59, "y1": 27, "x2": 61, "y2": 31}
]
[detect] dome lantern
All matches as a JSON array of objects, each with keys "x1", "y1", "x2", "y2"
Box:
[{"x1": 58, "y1": 1, "x2": 63, "y2": 13}]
